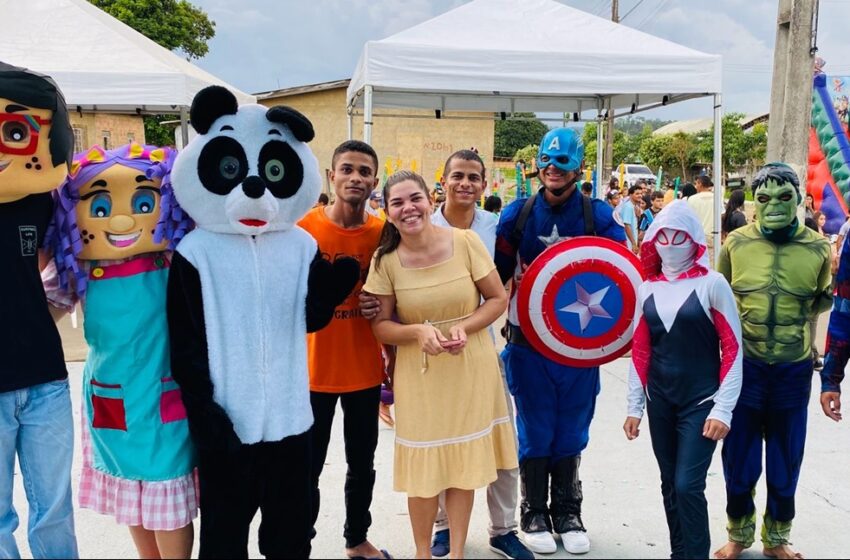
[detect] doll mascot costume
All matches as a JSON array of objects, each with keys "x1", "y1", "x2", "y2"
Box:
[
  {"x1": 166, "y1": 86, "x2": 359, "y2": 558},
  {"x1": 0, "y1": 62, "x2": 78, "y2": 558},
  {"x1": 715, "y1": 163, "x2": 832, "y2": 560},
  {"x1": 624, "y1": 201, "x2": 742, "y2": 559},
  {"x1": 48, "y1": 143, "x2": 198, "y2": 557}
]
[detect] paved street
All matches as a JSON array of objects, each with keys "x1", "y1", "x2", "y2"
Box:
[{"x1": 9, "y1": 313, "x2": 850, "y2": 558}]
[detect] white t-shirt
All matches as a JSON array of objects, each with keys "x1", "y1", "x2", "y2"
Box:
[
  {"x1": 431, "y1": 206, "x2": 497, "y2": 258},
  {"x1": 687, "y1": 191, "x2": 715, "y2": 240}
]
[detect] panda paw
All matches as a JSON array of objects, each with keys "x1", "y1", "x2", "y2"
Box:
[{"x1": 309, "y1": 256, "x2": 360, "y2": 308}]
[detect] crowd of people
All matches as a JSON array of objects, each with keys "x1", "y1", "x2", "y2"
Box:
[{"x1": 1, "y1": 66, "x2": 847, "y2": 560}]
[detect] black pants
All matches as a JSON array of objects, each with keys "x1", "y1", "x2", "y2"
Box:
[
  {"x1": 647, "y1": 395, "x2": 717, "y2": 560},
  {"x1": 310, "y1": 385, "x2": 381, "y2": 549},
  {"x1": 198, "y1": 431, "x2": 312, "y2": 559}
]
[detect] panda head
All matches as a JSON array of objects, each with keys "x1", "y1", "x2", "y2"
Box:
[{"x1": 172, "y1": 86, "x2": 320, "y2": 236}]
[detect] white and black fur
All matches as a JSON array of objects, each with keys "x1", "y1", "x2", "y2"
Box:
[{"x1": 166, "y1": 86, "x2": 359, "y2": 449}]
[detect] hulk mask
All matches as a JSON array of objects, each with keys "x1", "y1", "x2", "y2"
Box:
[{"x1": 752, "y1": 163, "x2": 801, "y2": 232}]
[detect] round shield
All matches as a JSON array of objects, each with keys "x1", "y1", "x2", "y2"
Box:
[{"x1": 517, "y1": 236, "x2": 644, "y2": 367}]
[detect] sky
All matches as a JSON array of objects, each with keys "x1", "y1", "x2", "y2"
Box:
[{"x1": 187, "y1": 0, "x2": 850, "y2": 123}]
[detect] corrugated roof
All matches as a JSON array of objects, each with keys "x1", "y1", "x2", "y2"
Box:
[{"x1": 255, "y1": 79, "x2": 351, "y2": 100}]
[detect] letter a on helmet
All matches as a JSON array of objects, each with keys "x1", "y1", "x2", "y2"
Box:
[{"x1": 537, "y1": 128, "x2": 584, "y2": 173}]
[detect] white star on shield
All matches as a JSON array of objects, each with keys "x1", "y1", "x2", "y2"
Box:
[
  {"x1": 560, "y1": 282, "x2": 612, "y2": 332},
  {"x1": 538, "y1": 225, "x2": 570, "y2": 247}
]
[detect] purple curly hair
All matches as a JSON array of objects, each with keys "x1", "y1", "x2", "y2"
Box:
[{"x1": 48, "y1": 143, "x2": 193, "y2": 299}]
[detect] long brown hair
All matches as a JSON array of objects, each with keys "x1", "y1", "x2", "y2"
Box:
[{"x1": 374, "y1": 170, "x2": 431, "y2": 270}]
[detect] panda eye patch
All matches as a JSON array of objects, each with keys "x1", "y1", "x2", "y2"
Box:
[
  {"x1": 259, "y1": 140, "x2": 303, "y2": 199},
  {"x1": 198, "y1": 136, "x2": 248, "y2": 196}
]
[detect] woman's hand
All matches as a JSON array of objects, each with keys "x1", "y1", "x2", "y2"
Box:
[
  {"x1": 702, "y1": 419, "x2": 730, "y2": 441},
  {"x1": 623, "y1": 416, "x2": 641, "y2": 440},
  {"x1": 418, "y1": 324, "x2": 448, "y2": 356},
  {"x1": 443, "y1": 325, "x2": 468, "y2": 355}
]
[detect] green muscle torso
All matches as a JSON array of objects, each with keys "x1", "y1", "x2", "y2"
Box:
[{"x1": 719, "y1": 223, "x2": 832, "y2": 364}]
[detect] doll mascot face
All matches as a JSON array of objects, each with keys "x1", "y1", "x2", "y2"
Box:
[
  {"x1": 51, "y1": 144, "x2": 190, "y2": 296},
  {"x1": 752, "y1": 163, "x2": 801, "y2": 231},
  {"x1": 71, "y1": 145, "x2": 172, "y2": 261},
  {"x1": 0, "y1": 62, "x2": 73, "y2": 202}
]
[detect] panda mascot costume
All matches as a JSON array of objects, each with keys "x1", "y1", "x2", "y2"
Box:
[{"x1": 166, "y1": 86, "x2": 359, "y2": 558}]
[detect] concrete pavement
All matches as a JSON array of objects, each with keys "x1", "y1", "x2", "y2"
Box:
[{"x1": 10, "y1": 351, "x2": 850, "y2": 558}]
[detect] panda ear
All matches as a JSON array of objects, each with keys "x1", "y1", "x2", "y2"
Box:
[
  {"x1": 266, "y1": 106, "x2": 315, "y2": 143},
  {"x1": 190, "y1": 86, "x2": 239, "y2": 135}
]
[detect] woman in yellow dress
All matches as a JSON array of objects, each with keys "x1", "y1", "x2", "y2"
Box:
[{"x1": 364, "y1": 171, "x2": 518, "y2": 559}]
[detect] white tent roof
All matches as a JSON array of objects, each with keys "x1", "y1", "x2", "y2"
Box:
[
  {"x1": 347, "y1": 0, "x2": 721, "y2": 118},
  {"x1": 0, "y1": 0, "x2": 255, "y2": 113}
]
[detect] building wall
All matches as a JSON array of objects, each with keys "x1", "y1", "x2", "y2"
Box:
[
  {"x1": 258, "y1": 88, "x2": 495, "y2": 195},
  {"x1": 69, "y1": 113, "x2": 146, "y2": 153}
]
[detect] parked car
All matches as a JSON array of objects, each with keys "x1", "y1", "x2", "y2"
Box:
[{"x1": 612, "y1": 164, "x2": 656, "y2": 188}]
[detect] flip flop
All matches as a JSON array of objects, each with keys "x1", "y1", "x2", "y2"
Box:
[{"x1": 347, "y1": 549, "x2": 393, "y2": 560}]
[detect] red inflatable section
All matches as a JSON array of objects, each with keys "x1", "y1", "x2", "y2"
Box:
[{"x1": 808, "y1": 128, "x2": 849, "y2": 227}]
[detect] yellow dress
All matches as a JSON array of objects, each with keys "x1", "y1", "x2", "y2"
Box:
[{"x1": 364, "y1": 228, "x2": 518, "y2": 498}]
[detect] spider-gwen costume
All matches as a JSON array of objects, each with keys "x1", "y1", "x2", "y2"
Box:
[
  {"x1": 626, "y1": 202, "x2": 742, "y2": 559},
  {"x1": 494, "y1": 128, "x2": 625, "y2": 554}
]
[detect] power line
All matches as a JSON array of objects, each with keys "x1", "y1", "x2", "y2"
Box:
[
  {"x1": 635, "y1": 0, "x2": 671, "y2": 28},
  {"x1": 621, "y1": 0, "x2": 647, "y2": 21}
]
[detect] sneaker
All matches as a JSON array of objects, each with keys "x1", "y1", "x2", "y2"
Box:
[
  {"x1": 430, "y1": 529, "x2": 450, "y2": 558},
  {"x1": 522, "y1": 530, "x2": 557, "y2": 554},
  {"x1": 489, "y1": 531, "x2": 534, "y2": 560},
  {"x1": 559, "y1": 530, "x2": 590, "y2": 554}
]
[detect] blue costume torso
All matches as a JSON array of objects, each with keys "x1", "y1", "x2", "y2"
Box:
[
  {"x1": 82, "y1": 253, "x2": 196, "y2": 481},
  {"x1": 495, "y1": 187, "x2": 625, "y2": 462}
]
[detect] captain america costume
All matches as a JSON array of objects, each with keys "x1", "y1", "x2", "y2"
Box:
[
  {"x1": 494, "y1": 174, "x2": 625, "y2": 551},
  {"x1": 495, "y1": 188, "x2": 625, "y2": 461}
]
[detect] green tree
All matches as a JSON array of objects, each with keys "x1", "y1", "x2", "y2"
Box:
[
  {"x1": 495, "y1": 114, "x2": 549, "y2": 158},
  {"x1": 143, "y1": 114, "x2": 177, "y2": 147},
  {"x1": 89, "y1": 0, "x2": 215, "y2": 59},
  {"x1": 89, "y1": 0, "x2": 216, "y2": 147},
  {"x1": 513, "y1": 144, "x2": 539, "y2": 165},
  {"x1": 639, "y1": 134, "x2": 679, "y2": 176},
  {"x1": 615, "y1": 116, "x2": 672, "y2": 136},
  {"x1": 581, "y1": 122, "x2": 638, "y2": 169},
  {"x1": 693, "y1": 113, "x2": 769, "y2": 177}
]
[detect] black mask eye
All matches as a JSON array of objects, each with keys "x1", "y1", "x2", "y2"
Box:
[
  {"x1": 198, "y1": 136, "x2": 248, "y2": 195},
  {"x1": 258, "y1": 140, "x2": 303, "y2": 199}
]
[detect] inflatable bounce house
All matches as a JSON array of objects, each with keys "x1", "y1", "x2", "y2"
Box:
[{"x1": 808, "y1": 69, "x2": 850, "y2": 234}]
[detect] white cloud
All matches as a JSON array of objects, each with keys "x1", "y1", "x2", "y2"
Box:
[{"x1": 184, "y1": 0, "x2": 850, "y2": 119}]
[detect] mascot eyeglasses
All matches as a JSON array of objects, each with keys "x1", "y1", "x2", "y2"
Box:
[{"x1": 0, "y1": 113, "x2": 51, "y2": 156}]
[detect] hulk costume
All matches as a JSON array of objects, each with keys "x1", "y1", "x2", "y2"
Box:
[{"x1": 716, "y1": 163, "x2": 832, "y2": 551}]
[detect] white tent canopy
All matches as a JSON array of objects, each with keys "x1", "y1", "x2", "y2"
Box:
[
  {"x1": 347, "y1": 0, "x2": 724, "y2": 260},
  {"x1": 0, "y1": 0, "x2": 255, "y2": 114},
  {"x1": 347, "y1": 0, "x2": 721, "y2": 118}
]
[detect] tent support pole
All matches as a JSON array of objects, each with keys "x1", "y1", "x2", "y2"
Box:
[
  {"x1": 179, "y1": 106, "x2": 190, "y2": 150},
  {"x1": 364, "y1": 86, "x2": 373, "y2": 144},
  {"x1": 596, "y1": 116, "x2": 604, "y2": 200},
  {"x1": 713, "y1": 93, "x2": 723, "y2": 266},
  {"x1": 347, "y1": 110, "x2": 353, "y2": 140}
]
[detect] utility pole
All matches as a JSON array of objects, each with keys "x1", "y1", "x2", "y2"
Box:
[
  {"x1": 603, "y1": 0, "x2": 619, "y2": 185},
  {"x1": 766, "y1": 0, "x2": 819, "y2": 179}
]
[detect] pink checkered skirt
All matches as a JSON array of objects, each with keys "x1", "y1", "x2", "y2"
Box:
[{"x1": 78, "y1": 413, "x2": 200, "y2": 531}]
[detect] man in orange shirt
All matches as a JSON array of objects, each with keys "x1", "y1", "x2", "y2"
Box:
[{"x1": 298, "y1": 140, "x2": 390, "y2": 560}]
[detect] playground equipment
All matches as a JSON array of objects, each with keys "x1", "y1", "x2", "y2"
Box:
[{"x1": 808, "y1": 72, "x2": 850, "y2": 234}]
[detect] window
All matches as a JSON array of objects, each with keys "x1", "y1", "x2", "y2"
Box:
[
  {"x1": 628, "y1": 165, "x2": 652, "y2": 175},
  {"x1": 127, "y1": 132, "x2": 135, "y2": 143},
  {"x1": 101, "y1": 130, "x2": 111, "y2": 150},
  {"x1": 72, "y1": 127, "x2": 84, "y2": 154}
]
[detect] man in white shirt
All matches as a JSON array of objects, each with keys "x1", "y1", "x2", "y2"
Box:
[
  {"x1": 619, "y1": 183, "x2": 644, "y2": 254},
  {"x1": 429, "y1": 150, "x2": 531, "y2": 560},
  {"x1": 688, "y1": 175, "x2": 716, "y2": 267}
]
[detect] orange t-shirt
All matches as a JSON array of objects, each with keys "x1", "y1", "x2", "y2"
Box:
[{"x1": 298, "y1": 206, "x2": 385, "y2": 393}]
